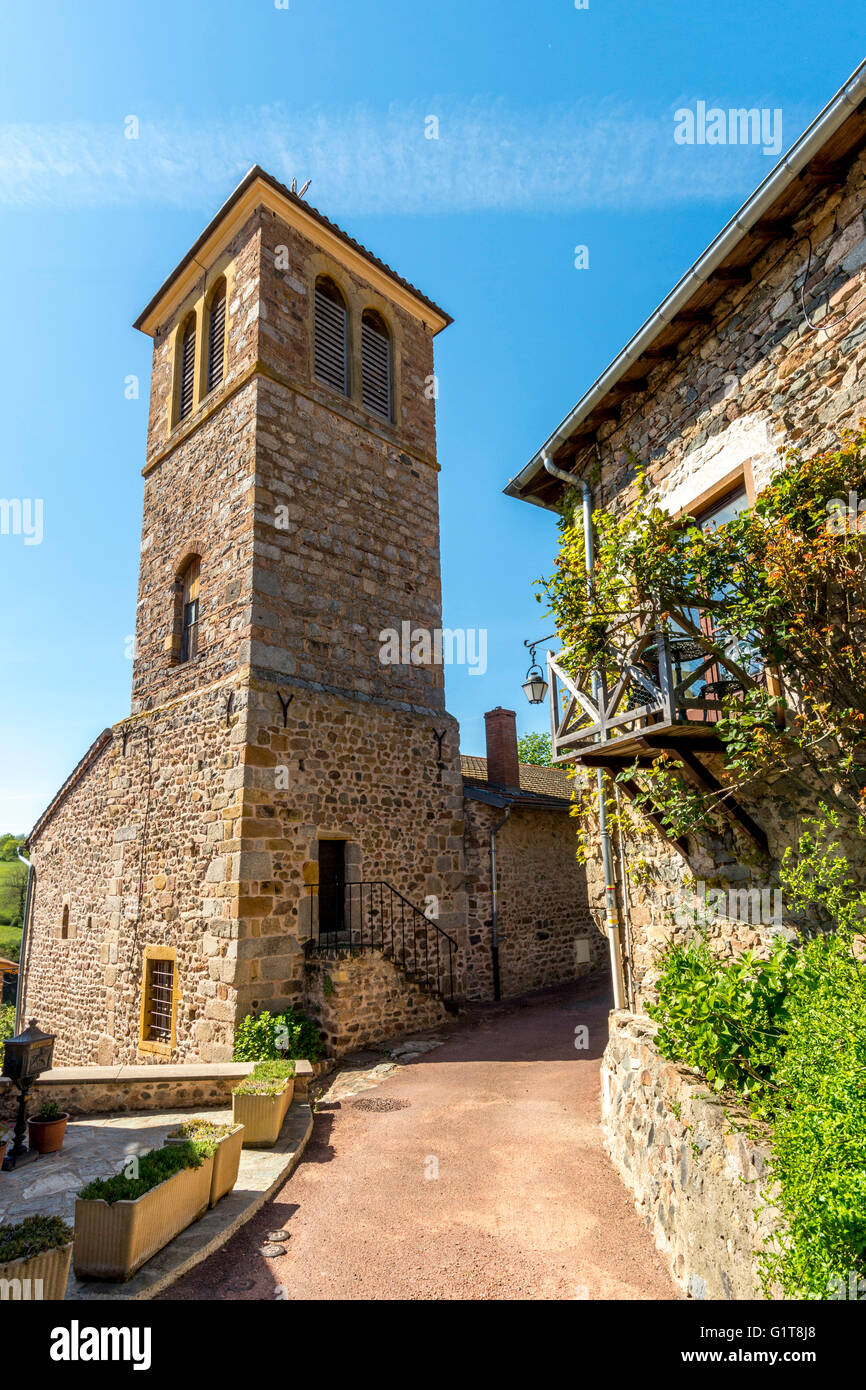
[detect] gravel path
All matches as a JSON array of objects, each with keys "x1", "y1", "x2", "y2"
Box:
[{"x1": 166, "y1": 981, "x2": 676, "y2": 1301}]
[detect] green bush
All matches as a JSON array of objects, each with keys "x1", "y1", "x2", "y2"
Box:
[
  {"x1": 649, "y1": 821, "x2": 866, "y2": 1298},
  {"x1": 0, "y1": 1003, "x2": 14, "y2": 1044},
  {"x1": 232, "y1": 1059, "x2": 295, "y2": 1097},
  {"x1": 648, "y1": 933, "x2": 796, "y2": 1117},
  {"x1": 0, "y1": 1215, "x2": 73, "y2": 1264},
  {"x1": 233, "y1": 1006, "x2": 323, "y2": 1062},
  {"x1": 77, "y1": 1140, "x2": 214, "y2": 1205},
  {"x1": 165, "y1": 1119, "x2": 237, "y2": 1143}
]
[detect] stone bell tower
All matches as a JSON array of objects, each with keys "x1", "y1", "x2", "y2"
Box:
[{"x1": 129, "y1": 167, "x2": 466, "y2": 1050}]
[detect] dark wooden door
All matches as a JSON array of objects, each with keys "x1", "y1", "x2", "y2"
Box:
[{"x1": 318, "y1": 840, "x2": 346, "y2": 941}]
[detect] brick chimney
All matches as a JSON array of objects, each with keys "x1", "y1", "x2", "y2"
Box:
[{"x1": 484, "y1": 707, "x2": 520, "y2": 790}]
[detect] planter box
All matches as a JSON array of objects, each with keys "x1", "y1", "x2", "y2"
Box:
[
  {"x1": 73, "y1": 1151, "x2": 214, "y2": 1282},
  {"x1": 232, "y1": 1078, "x2": 294, "y2": 1148},
  {"x1": 0, "y1": 1241, "x2": 73, "y2": 1301},
  {"x1": 165, "y1": 1125, "x2": 243, "y2": 1207}
]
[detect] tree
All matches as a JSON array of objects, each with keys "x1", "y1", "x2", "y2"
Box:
[{"x1": 517, "y1": 731, "x2": 552, "y2": 766}]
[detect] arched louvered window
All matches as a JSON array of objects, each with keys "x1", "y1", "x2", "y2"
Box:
[
  {"x1": 178, "y1": 317, "x2": 196, "y2": 421},
  {"x1": 361, "y1": 310, "x2": 392, "y2": 419},
  {"x1": 314, "y1": 278, "x2": 348, "y2": 395},
  {"x1": 206, "y1": 283, "x2": 226, "y2": 393}
]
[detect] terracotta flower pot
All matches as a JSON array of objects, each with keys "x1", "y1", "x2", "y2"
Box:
[
  {"x1": 0, "y1": 1140, "x2": 7, "y2": 1169},
  {"x1": 28, "y1": 1114, "x2": 69, "y2": 1155}
]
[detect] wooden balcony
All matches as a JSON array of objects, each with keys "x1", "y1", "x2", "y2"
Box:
[{"x1": 547, "y1": 605, "x2": 768, "y2": 851}]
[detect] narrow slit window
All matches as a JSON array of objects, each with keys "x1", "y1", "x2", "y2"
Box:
[
  {"x1": 143, "y1": 956, "x2": 175, "y2": 1044},
  {"x1": 207, "y1": 284, "x2": 226, "y2": 393},
  {"x1": 60, "y1": 905, "x2": 69, "y2": 940},
  {"x1": 178, "y1": 317, "x2": 196, "y2": 421},
  {"x1": 361, "y1": 311, "x2": 391, "y2": 419},
  {"x1": 179, "y1": 557, "x2": 200, "y2": 663},
  {"x1": 314, "y1": 279, "x2": 348, "y2": 395}
]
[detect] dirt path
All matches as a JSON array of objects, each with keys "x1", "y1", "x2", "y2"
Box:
[{"x1": 167, "y1": 981, "x2": 676, "y2": 1301}]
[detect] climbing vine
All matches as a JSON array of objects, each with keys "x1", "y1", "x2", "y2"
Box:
[{"x1": 539, "y1": 425, "x2": 866, "y2": 837}]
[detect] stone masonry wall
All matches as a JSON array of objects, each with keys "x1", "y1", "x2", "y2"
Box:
[
  {"x1": 601, "y1": 1011, "x2": 779, "y2": 1300},
  {"x1": 302, "y1": 953, "x2": 450, "y2": 1055},
  {"x1": 462, "y1": 800, "x2": 605, "y2": 1001},
  {"x1": 570, "y1": 146, "x2": 866, "y2": 1004}
]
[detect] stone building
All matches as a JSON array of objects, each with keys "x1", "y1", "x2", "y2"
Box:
[
  {"x1": 18, "y1": 169, "x2": 600, "y2": 1064},
  {"x1": 505, "y1": 67, "x2": 866, "y2": 1006}
]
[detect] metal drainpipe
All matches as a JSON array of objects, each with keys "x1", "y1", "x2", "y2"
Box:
[
  {"x1": 14, "y1": 848, "x2": 35, "y2": 1033},
  {"x1": 489, "y1": 806, "x2": 511, "y2": 1002},
  {"x1": 543, "y1": 455, "x2": 627, "y2": 1010}
]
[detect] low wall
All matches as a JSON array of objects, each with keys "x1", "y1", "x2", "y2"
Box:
[
  {"x1": 303, "y1": 952, "x2": 451, "y2": 1055},
  {"x1": 601, "y1": 1010, "x2": 779, "y2": 1300},
  {"x1": 0, "y1": 1059, "x2": 315, "y2": 1118}
]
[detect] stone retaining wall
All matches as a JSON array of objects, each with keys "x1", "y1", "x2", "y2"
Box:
[
  {"x1": 0, "y1": 1059, "x2": 314, "y2": 1119},
  {"x1": 600, "y1": 1010, "x2": 779, "y2": 1299},
  {"x1": 302, "y1": 952, "x2": 450, "y2": 1055}
]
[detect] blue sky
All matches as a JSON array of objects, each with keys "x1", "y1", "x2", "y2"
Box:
[{"x1": 0, "y1": 0, "x2": 863, "y2": 832}]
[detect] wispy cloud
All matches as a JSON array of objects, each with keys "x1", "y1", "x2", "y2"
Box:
[{"x1": 0, "y1": 98, "x2": 810, "y2": 215}]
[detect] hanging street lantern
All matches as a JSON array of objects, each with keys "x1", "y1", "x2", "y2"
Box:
[{"x1": 520, "y1": 635, "x2": 555, "y2": 705}]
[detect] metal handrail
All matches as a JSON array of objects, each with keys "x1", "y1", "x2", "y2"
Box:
[{"x1": 304, "y1": 879, "x2": 457, "y2": 1001}]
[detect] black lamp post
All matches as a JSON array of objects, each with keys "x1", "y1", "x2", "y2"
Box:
[
  {"x1": 521, "y1": 635, "x2": 555, "y2": 705},
  {"x1": 2, "y1": 1018, "x2": 55, "y2": 1169}
]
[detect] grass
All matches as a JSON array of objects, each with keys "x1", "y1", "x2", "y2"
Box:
[{"x1": 0, "y1": 924, "x2": 21, "y2": 961}]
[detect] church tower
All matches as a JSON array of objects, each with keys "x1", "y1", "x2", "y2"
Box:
[{"x1": 23, "y1": 170, "x2": 465, "y2": 1064}]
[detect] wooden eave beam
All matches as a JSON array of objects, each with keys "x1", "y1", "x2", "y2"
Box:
[{"x1": 677, "y1": 749, "x2": 769, "y2": 853}]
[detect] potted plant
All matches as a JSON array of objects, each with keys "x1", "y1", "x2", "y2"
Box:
[
  {"x1": 0, "y1": 1214, "x2": 74, "y2": 1300},
  {"x1": 27, "y1": 1099, "x2": 69, "y2": 1155},
  {"x1": 73, "y1": 1139, "x2": 215, "y2": 1282},
  {"x1": 163, "y1": 1118, "x2": 243, "y2": 1207},
  {"x1": 232, "y1": 1060, "x2": 295, "y2": 1148}
]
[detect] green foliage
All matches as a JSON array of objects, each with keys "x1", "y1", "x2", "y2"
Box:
[
  {"x1": 0, "y1": 925, "x2": 22, "y2": 961},
  {"x1": 0, "y1": 1214, "x2": 73, "y2": 1264},
  {"x1": 34, "y1": 1100, "x2": 62, "y2": 1121},
  {"x1": 540, "y1": 426, "x2": 866, "y2": 834},
  {"x1": 0, "y1": 835, "x2": 25, "y2": 864},
  {"x1": 0, "y1": 1003, "x2": 14, "y2": 1043},
  {"x1": 166, "y1": 1119, "x2": 236, "y2": 1142},
  {"x1": 648, "y1": 934, "x2": 796, "y2": 1116},
  {"x1": 516, "y1": 731, "x2": 553, "y2": 766},
  {"x1": 0, "y1": 860, "x2": 26, "y2": 932},
  {"x1": 649, "y1": 818, "x2": 866, "y2": 1298},
  {"x1": 232, "y1": 1006, "x2": 323, "y2": 1062},
  {"x1": 77, "y1": 1140, "x2": 212, "y2": 1205},
  {"x1": 232, "y1": 1059, "x2": 295, "y2": 1097}
]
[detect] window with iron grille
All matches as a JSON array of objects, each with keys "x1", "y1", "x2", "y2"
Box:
[
  {"x1": 178, "y1": 318, "x2": 196, "y2": 421},
  {"x1": 144, "y1": 956, "x2": 175, "y2": 1044},
  {"x1": 207, "y1": 284, "x2": 226, "y2": 393},
  {"x1": 178, "y1": 557, "x2": 200, "y2": 663},
  {"x1": 361, "y1": 311, "x2": 391, "y2": 419},
  {"x1": 314, "y1": 279, "x2": 348, "y2": 394}
]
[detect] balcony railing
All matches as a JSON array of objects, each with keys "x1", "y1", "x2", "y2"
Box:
[{"x1": 547, "y1": 604, "x2": 762, "y2": 765}]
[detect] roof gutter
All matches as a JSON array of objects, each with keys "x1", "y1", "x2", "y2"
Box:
[{"x1": 507, "y1": 59, "x2": 866, "y2": 507}]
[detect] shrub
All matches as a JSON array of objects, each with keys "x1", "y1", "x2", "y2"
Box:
[
  {"x1": 233, "y1": 1007, "x2": 323, "y2": 1062},
  {"x1": 0, "y1": 1004, "x2": 15, "y2": 1044},
  {"x1": 165, "y1": 1119, "x2": 237, "y2": 1143},
  {"x1": 0, "y1": 1214, "x2": 73, "y2": 1264},
  {"x1": 648, "y1": 820, "x2": 866, "y2": 1298},
  {"x1": 648, "y1": 933, "x2": 795, "y2": 1117},
  {"x1": 77, "y1": 1140, "x2": 214, "y2": 1205}
]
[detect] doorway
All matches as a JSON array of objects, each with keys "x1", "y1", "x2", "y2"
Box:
[{"x1": 318, "y1": 839, "x2": 346, "y2": 943}]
